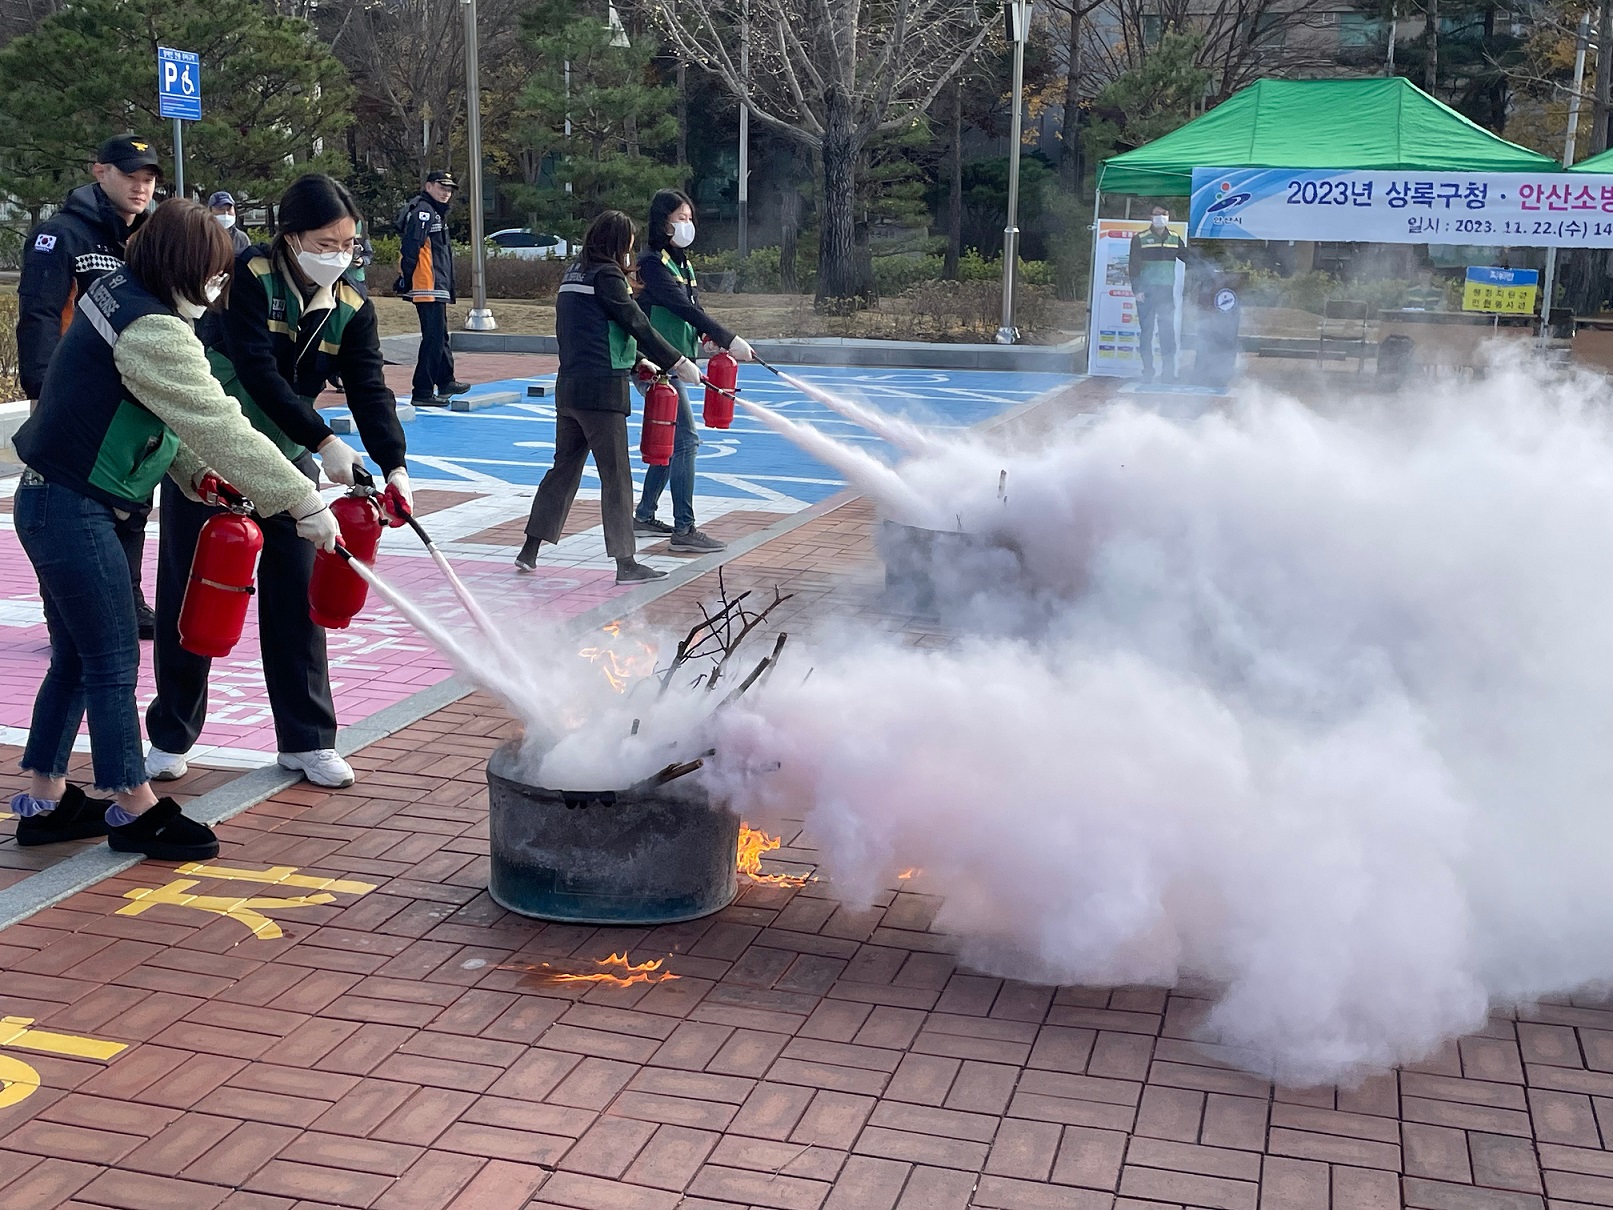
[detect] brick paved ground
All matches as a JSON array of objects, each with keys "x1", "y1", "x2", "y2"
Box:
[{"x1": 0, "y1": 380, "x2": 1598, "y2": 1210}]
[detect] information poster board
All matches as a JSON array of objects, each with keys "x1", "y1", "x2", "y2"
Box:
[
  {"x1": 1087, "y1": 219, "x2": 1187, "y2": 378},
  {"x1": 1189, "y1": 167, "x2": 1613, "y2": 247},
  {"x1": 1461, "y1": 266, "x2": 1538, "y2": 315}
]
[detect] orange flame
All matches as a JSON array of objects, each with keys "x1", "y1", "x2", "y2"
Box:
[
  {"x1": 897, "y1": 868, "x2": 920, "y2": 880},
  {"x1": 576, "y1": 632, "x2": 657, "y2": 693},
  {"x1": 498, "y1": 952, "x2": 679, "y2": 988},
  {"x1": 738, "y1": 824, "x2": 810, "y2": 886}
]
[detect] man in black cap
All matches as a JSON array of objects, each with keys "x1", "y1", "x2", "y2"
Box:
[
  {"x1": 208, "y1": 190, "x2": 252, "y2": 255},
  {"x1": 16, "y1": 134, "x2": 162, "y2": 637},
  {"x1": 398, "y1": 170, "x2": 468, "y2": 405}
]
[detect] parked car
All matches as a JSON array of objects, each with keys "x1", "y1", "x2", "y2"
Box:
[{"x1": 487, "y1": 228, "x2": 570, "y2": 260}]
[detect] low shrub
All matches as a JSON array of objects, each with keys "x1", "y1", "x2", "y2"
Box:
[
  {"x1": 0, "y1": 293, "x2": 19, "y2": 400},
  {"x1": 371, "y1": 253, "x2": 566, "y2": 300}
]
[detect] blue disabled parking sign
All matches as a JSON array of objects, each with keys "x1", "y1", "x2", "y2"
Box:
[{"x1": 158, "y1": 47, "x2": 201, "y2": 121}]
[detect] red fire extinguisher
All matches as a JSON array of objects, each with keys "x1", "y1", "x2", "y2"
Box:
[
  {"x1": 640, "y1": 376, "x2": 679, "y2": 466},
  {"x1": 703, "y1": 349, "x2": 738, "y2": 429},
  {"x1": 309, "y1": 474, "x2": 385, "y2": 630},
  {"x1": 178, "y1": 476, "x2": 263, "y2": 658}
]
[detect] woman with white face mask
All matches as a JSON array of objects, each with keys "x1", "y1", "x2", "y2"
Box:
[
  {"x1": 632, "y1": 189, "x2": 755, "y2": 553},
  {"x1": 9, "y1": 199, "x2": 334, "y2": 861},
  {"x1": 146, "y1": 173, "x2": 411, "y2": 793}
]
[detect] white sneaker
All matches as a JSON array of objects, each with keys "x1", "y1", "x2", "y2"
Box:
[
  {"x1": 146, "y1": 747, "x2": 189, "y2": 781},
  {"x1": 278, "y1": 749, "x2": 355, "y2": 788}
]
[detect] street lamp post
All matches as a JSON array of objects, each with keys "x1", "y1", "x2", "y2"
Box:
[
  {"x1": 1539, "y1": 10, "x2": 1591, "y2": 342},
  {"x1": 738, "y1": 0, "x2": 750, "y2": 258},
  {"x1": 462, "y1": 0, "x2": 495, "y2": 331},
  {"x1": 996, "y1": 0, "x2": 1032, "y2": 345}
]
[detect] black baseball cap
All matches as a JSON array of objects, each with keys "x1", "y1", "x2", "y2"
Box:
[
  {"x1": 97, "y1": 135, "x2": 162, "y2": 176},
  {"x1": 426, "y1": 170, "x2": 459, "y2": 189}
]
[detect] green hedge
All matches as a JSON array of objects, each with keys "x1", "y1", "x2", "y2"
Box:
[
  {"x1": 0, "y1": 293, "x2": 18, "y2": 399},
  {"x1": 688, "y1": 245, "x2": 1053, "y2": 296}
]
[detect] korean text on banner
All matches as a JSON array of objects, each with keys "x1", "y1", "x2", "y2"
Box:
[
  {"x1": 1086, "y1": 219, "x2": 1186, "y2": 379},
  {"x1": 1189, "y1": 168, "x2": 1613, "y2": 247}
]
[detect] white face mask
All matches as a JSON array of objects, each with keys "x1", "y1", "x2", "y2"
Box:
[
  {"x1": 670, "y1": 220, "x2": 696, "y2": 248},
  {"x1": 214, "y1": 213, "x2": 236, "y2": 230},
  {"x1": 174, "y1": 273, "x2": 227, "y2": 320},
  {"x1": 1151, "y1": 214, "x2": 1169, "y2": 230},
  {"x1": 295, "y1": 243, "x2": 352, "y2": 288}
]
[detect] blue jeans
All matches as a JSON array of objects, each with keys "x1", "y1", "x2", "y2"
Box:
[
  {"x1": 15, "y1": 475, "x2": 147, "y2": 792},
  {"x1": 635, "y1": 381, "x2": 699, "y2": 532}
]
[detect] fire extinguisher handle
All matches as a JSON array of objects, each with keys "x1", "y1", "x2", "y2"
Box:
[{"x1": 351, "y1": 465, "x2": 375, "y2": 492}]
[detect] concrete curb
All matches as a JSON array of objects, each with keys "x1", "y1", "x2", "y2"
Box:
[{"x1": 449, "y1": 332, "x2": 1082, "y2": 373}]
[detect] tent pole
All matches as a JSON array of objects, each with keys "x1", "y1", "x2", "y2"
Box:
[
  {"x1": 1085, "y1": 189, "x2": 1104, "y2": 376},
  {"x1": 1543, "y1": 11, "x2": 1592, "y2": 343}
]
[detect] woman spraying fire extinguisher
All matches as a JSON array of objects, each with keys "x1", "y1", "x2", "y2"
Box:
[
  {"x1": 9, "y1": 199, "x2": 338, "y2": 861},
  {"x1": 632, "y1": 190, "x2": 754, "y2": 554},
  {"x1": 146, "y1": 174, "x2": 410, "y2": 792},
  {"x1": 517, "y1": 210, "x2": 698, "y2": 584}
]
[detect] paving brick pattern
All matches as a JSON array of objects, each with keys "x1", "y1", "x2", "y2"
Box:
[{"x1": 0, "y1": 381, "x2": 1591, "y2": 1209}]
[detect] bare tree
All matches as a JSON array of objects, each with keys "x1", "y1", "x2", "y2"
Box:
[
  {"x1": 647, "y1": 0, "x2": 988, "y2": 302},
  {"x1": 318, "y1": 0, "x2": 526, "y2": 181},
  {"x1": 1082, "y1": 0, "x2": 1339, "y2": 104}
]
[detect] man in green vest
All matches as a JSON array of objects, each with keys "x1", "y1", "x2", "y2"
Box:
[
  {"x1": 1129, "y1": 205, "x2": 1188, "y2": 382},
  {"x1": 1403, "y1": 266, "x2": 1446, "y2": 311}
]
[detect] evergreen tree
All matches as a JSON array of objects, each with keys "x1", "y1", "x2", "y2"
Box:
[
  {"x1": 0, "y1": 0, "x2": 352, "y2": 218},
  {"x1": 507, "y1": 0, "x2": 684, "y2": 239}
]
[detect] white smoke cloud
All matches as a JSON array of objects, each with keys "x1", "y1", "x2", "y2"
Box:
[{"x1": 703, "y1": 356, "x2": 1613, "y2": 1083}]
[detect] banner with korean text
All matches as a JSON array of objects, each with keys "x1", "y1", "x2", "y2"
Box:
[{"x1": 1189, "y1": 168, "x2": 1613, "y2": 246}]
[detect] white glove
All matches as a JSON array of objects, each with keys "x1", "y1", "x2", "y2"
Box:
[
  {"x1": 385, "y1": 467, "x2": 414, "y2": 511},
  {"x1": 671, "y1": 357, "x2": 702, "y2": 385},
  {"x1": 728, "y1": 336, "x2": 754, "y2": 362},
  {"x1": 316, "y1": 436, "x2": 361, "y2": 486},
  {"x1": 291, "y1": 492, "x2": 341, "y2": 552}
]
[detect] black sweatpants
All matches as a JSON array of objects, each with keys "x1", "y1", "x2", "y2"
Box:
[
  {"x1": 115, "y1": 511, "x2": 148, "y2": 603},
  {"x1": 146, "y1": 459, "x2": 338, "y2": 756},
  {"x1": 524, "y1": 407, "x2": 636, "y2": 559},
  {"x1": 412, "y1": 301, "x2": 456, "y2": 399}
]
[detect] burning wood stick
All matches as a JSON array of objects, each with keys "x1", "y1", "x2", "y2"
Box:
[{"x1": 651, "y1": 757, "x2": 705, "y2": 786}]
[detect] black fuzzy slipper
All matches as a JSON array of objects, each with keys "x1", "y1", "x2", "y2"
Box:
[
  {"x1": 15, "y1": 785, "x2": 113, "y2": 846},
  {"x1": 106, "y1": 797, "x2": 219, "y2": 861}
]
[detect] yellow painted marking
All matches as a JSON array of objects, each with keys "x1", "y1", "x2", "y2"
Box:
[
  {"x1": 175, "y1": 863, "x2": 377, "y2": 896},
  {"x1": 0, "y1": 1055, "x2": 41, "y2": 1109},
  {"x1": 116, "y1": 863, "x2": 376, "y2": 940},
  {"x1": 0, "y1": 1016, "x2": 127, "y2": 1061}
]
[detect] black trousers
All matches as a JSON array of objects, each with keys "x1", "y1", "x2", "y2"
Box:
[
  {"x1": 1136, "y1": 286, "x2": 1177, "y2": 376},
  {"x1": 146, "y1": 458, "x2": 337, "y2": 755},
  {"x1": 115, "y1": 511, "x2": 147, "y2": 602},
  {"x1": 412, "y1": 301, "x2": 456, "y2": 398},
  {"x1": 525, "y1": 408, "x2": 636, "y2": 559}
]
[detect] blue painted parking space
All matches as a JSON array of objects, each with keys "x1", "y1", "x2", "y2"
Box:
[{"x1": 384, "y1": 366, "x2": 1073, "y2": 506}]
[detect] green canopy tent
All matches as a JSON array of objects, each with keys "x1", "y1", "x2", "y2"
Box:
[
  {"x1": 1098, "y1": 77, "x2": 1557, "y2": 199},
  {"x1": 1567, "y1": 145, "x2": 1613, "y2": 172}
]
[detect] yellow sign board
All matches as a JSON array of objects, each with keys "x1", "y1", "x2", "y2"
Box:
[{"x1": 1462, "y1": 266, "x2": 1539, "y2": 316}]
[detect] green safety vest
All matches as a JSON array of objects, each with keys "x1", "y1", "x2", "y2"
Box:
[
  {"x1": 207, "y1": 255, "x2": 364, "y2": 460},
  {"x1": 649, "y1": 251, "x2": 701, "y2": 360}
]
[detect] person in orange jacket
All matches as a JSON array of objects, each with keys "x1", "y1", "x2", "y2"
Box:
[{"x1": 397, "y1": 170, "x2": 468, "y2": 406}]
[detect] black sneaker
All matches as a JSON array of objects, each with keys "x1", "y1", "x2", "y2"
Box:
[
  {"x1": 514, "y1": 538, "x2": 542, "y2": 572},
  {"x1": 441, "y1": 380, "x2": 472, "y2": 396},
  {"x1": 411, "y1": 393, "x2": 450, "y2": 408},
  {"x1": 669, "y1": 528, "x2": 725, "y2": 554},
  {"x1": 634, "y1": 516, "x2": 675, "y2": 536},
  {"x1": 135, "y1": 595, "x2": 156, "y2": 640},
  {"x1": 107, "y1": 797, "x2": 219, "y2": 861},
  {"x1": 15, "y1": 785, "x2": 113, "y2": 847},
  {"x1": 615, "y1": 560, "x2": 668, "y2": 584}
]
